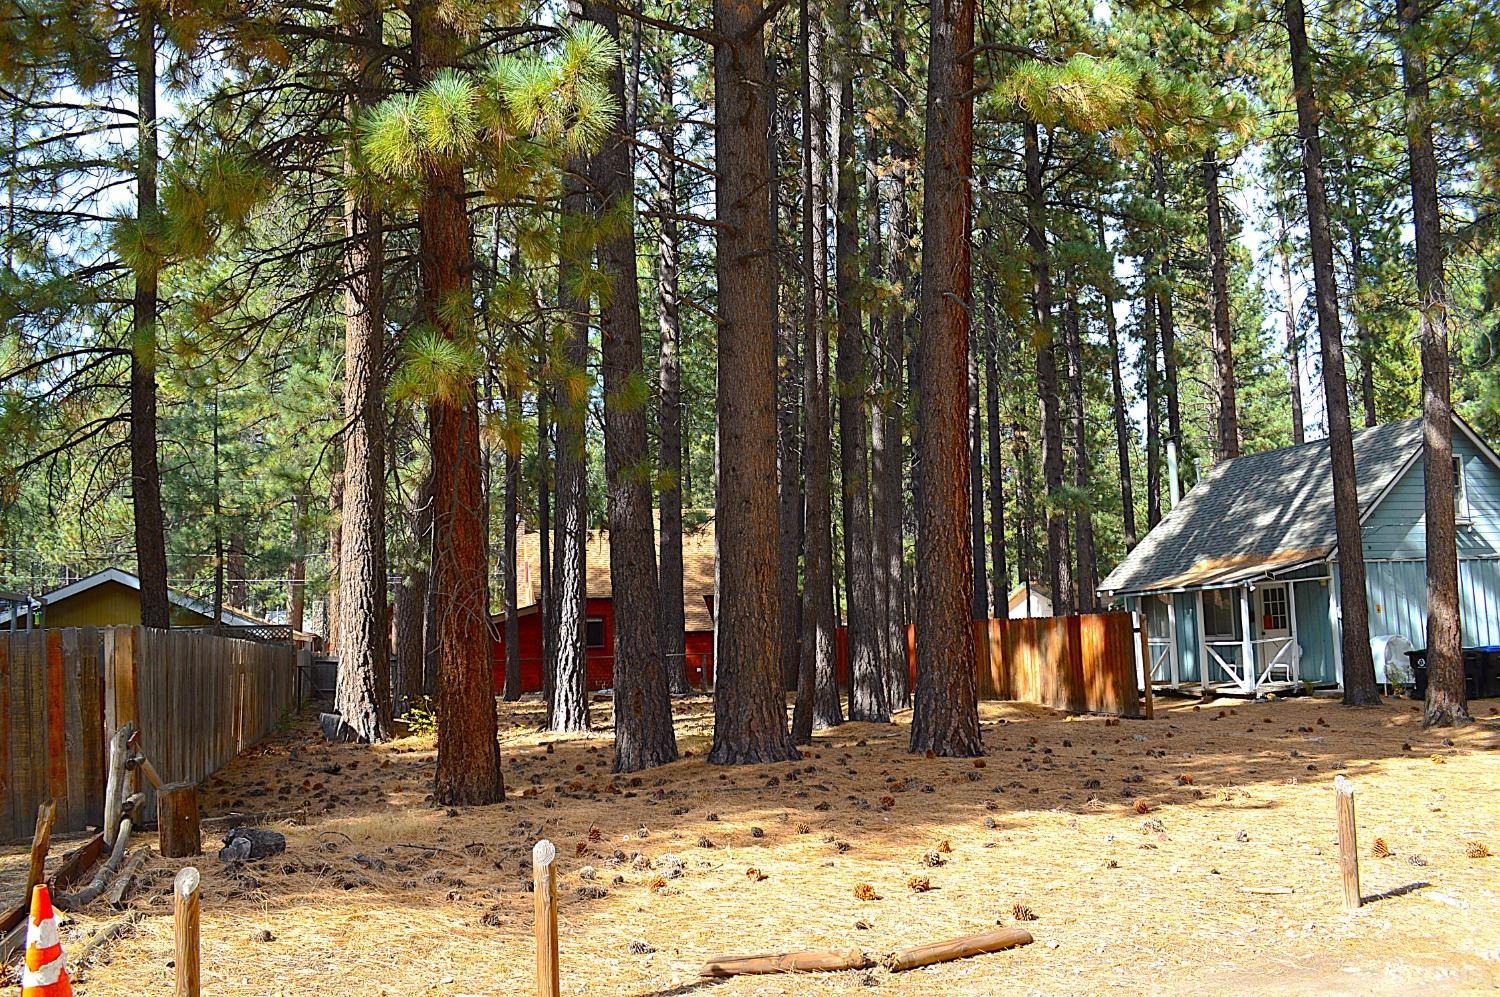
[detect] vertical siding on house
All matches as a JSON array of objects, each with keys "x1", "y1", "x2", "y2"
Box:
[
  {"x1": 1361, "y1": 435, "x2": 1500, "y2": 560},
  {"x1": 1364, "y1": 558, "x2": 1500, "y2": 648},
  {"x1": 1173, "y1": 591, "x2": 1200, "y2": 683},
  {"x1": 1459, "y1": 559, "x2": 1500, "y2": 646},
  {"x1": 1292, "y1": 578, "x2": 1335, "y2": 683}
]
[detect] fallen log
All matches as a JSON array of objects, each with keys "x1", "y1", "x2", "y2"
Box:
[
  {"x1": 57, "y1": 816, "x2": 136, "y2": 910},
  {"x1": 201, "y1": 807, "x2": 307, "y2": 832},
  {"x1": 74, "y1": 910, "x2": 145, "y2": 968},
  {"x1": 699, "y1": 949, "x2": 875, "y2": 978},
  {"x1": 883, "y1": 928, "x2": 1034, "y2": 972},
  {"x1": 106, "y1": 847, "x2": 151, "y2": 908}
]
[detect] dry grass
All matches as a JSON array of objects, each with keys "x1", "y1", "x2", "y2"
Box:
[{"x1": 7, "y1": 693, "x2": 1500, "y2": 995}]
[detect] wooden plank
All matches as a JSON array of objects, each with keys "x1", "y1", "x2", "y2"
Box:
[
  {"x1": 60, "y1": 629, "x2": 87, "y2": 831},
  {"x1": 0, "y1": 636, "x2": 14, "y2": 841},
  {"x1": 78, "y1": 627, "x2": 105, "y2": 829},
  {"x1": 44, "y1": 631, "x2": 70, "y2": 828},
  {"x1": 21, "y1": 631, "x2": 45, "y2": 842}
]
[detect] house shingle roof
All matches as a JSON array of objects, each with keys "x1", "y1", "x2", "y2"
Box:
[{"x1": 1098, "y1": 418, "x2": 1424, "y2": 596}]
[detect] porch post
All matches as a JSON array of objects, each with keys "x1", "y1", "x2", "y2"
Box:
[
  {"x1": 1327, "y1": 571, "x2": 1344, "y2": 689},
  {"x1": 1287, "y1": 582, "x2": 1301, "y2": 684},
  {"x1": 1195, "y1": 590, "x2": 1210, "y2": 693},
  {"x1": 1240, "y1": 586, "x2": 1255, "y2": 694},
  {"x1": 1167, "y1": 597, "x2": 1180, "y2": 686}
]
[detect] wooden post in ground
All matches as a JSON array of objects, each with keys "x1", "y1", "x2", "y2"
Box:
[
  {"x1": 534, "y1": 839, "x2": 559, "y2": 997},
  {"x1": 25, "y1": 800, "x2": 57, "y2": 899},
  {"x1": 174, "y1": 867, "x2": 201, "y2": 997},
  {"x1": 158, "y1": 782, "x2": 202, "y2": 858},
  {"x1": 1335, "y1": 775, "x2": 1360, "y2": 910}
]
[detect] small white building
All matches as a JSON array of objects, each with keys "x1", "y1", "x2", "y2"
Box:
[{"x1": 1006, "y1": 582, "x2": 1053, "y2": 619}]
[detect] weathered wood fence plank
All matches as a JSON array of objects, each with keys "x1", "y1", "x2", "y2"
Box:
[{"x1": 1, "y1": 626, "x2": 299, "y2": 842}]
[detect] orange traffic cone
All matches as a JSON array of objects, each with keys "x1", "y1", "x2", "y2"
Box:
[{"x1": 21, "y1": 884, "x2": 72, "y2": 997}]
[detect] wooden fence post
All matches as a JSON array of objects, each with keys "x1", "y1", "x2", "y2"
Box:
[
  {"x1": 1335, "y1": 776, "x2": 1360, "y2": 910},
  {"x1": 174, "y1": 866, "x2": 201, "y2": 997},
  {"x1": 534, "y1": 839, "x2": 559, "y2": 997}
]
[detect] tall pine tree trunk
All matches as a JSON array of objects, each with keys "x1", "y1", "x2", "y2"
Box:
[
  {"x1": 1143, "y1": 296, "x2": 1162, "y2": 527},
  {"x1": 880, "y1": 9, "x2": 913, "y2": 708},
  {"x1": 1064, "y1": 292, "x2": 1095, "y2": 611},
  {"x1": 1203, "y1": 145, "x2": 1240, "y2": 461},
  {"x1": 835, "y1": 55, "x2": 886, "y2": 723},
  {"x1": 586, "y1": 0, "x2": 678, "y2": 770},
  {"x1": 395, "y1": 473, "x2": 431, "y2": 709},
  {"x1": 984, "y1": 305, "x2": 1008, "y2": 615},
  {"x1": 1024, "y1": 120, "x2": 1069, "y2": 617},
  {"x1": 1347, "y1": 218, "x2": 1378, "y2": 427},
  {"x1": 910, "y1": 0, "x2": 981, "y2": 757},
  {"x1": 709, "y1": 0, "x2": 799, "y2": 765},
  {"x1": 131, "y1": 9, "x2": 169, "y2": 631},
  {"x1": 1398, "y1": 0, "x2": 1469, "y2": 727},
  {"x1": 413, "y1": 0, "x2": 502, "y2": 804},
  {"x1": 1096, "y1": 214, "x2": 1136, "y2": 550},
  {"x1": 502, "y1": 395, "x2": 521, "y2": 702},
  {"x1": 335, "y1": 0, "x2": 391, "y2": 742},
  {"x1": 792, "y1": 0, "x2": 842, "y2": 740},
  {"x1": 968, "y1": 318, "x2": 987, "y2": 620},
  {"x1": 550, "y1": 149, "x2": 592, "y2": 733},
  {"x1": 1277, "y1": 204, "x2": 1306, "y2": 445},
  {"x1": 773, "y1": 54, "x2": 805, "y2": 695},
  {"x1": 655, "y1": 51, "x2": 692, "y2": 697},
  {"x1": 1286, "y1": 0, "x2": 1380, "y2": 705},
  {"x1": 1152, "y1": 153, "x2": 1183, "y2": 461}
]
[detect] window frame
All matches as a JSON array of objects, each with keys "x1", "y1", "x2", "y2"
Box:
[
  {"x1": 585, "y1": 616, "x2": 607, "y2": 649},
  {"x1": 1453, "y1": 455, "x2": 1471, "y2": 524}
]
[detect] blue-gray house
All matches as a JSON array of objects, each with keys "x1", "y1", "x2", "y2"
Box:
[{"x1": 1098, "y1": 416, "x2": 1500, "y2": 695}]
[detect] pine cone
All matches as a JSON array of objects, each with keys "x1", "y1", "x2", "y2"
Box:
[
  {"x1": 1466, "y1": 841, "x2": 1492, "y2": 859},
  {"x1": 937, "y1": 839, "x2": 953, "y2": 853},
  {"x1": 854, "y1": 882, "x2": 881, "y2": 901},
  {"x1": 1372, "y1": 837, "x2": 1391, "y2": 858},
  {"x1": 1012, "y1": 903, "x2": 1037, "y2": 922},
  {"x1": 1134, "y1": 799, "x2": 1154, "y2": 815},
  {"x1": 745, "y1": 867, "x2": 767, "y2": 882},
  {"x1": 906, "y1": 876, "x2": 932, "y2": 893}
]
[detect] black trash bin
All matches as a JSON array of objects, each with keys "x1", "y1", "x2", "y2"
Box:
[
  {"x1": 1405, "y1": 648, "x2": 1486, "y2": 699},
  {"x1": 1477, "y1": 645, "x2": 1500, "y2": 698},
  {"x1": 1406, "y1": 648, "x2": 1428, "y2": 698}
]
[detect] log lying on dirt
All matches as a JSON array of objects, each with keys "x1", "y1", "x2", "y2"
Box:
[
  {"x1": 699, "y1": 949, "x2": 875, "y2": 978},
  {"x1": 106, "y1": 848, "x2": 150, "y2": 908},
  {"x1": 57, "y1": 815, "x2": 137, "y2": 910},
  {"x1": 74, "y1": 910, "x2": 145, "y2": 968},
  {"x1": 883, "y1": 928, "x2": 1034, "y2": 972}
]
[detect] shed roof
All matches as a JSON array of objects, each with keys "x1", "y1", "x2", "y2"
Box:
[
  {"x1": 500, "y1": 517, "x2": 717, "y2": 633},
  {"x1": 0, "y1": 567, "x2": 268, "y2": 626},
  {"x1": 1099, "y1": 418, "x2": 1429, "y2": 596}
]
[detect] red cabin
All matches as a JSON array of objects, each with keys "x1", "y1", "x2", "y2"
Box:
[{"x1": 491, "y1": 521, "x2": 717, "y2": 692}]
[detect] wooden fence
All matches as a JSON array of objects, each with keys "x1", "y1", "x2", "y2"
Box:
[
  {"x1": 907, "y1": 612, "x2": 1152, "y2": 719},
  {"x1": 0, "y1": 626, "x2": 304, "y2": 843}
]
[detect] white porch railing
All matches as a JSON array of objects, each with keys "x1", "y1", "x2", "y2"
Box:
[
  {"x1": 1147, "y1": 638, "x2": 1173, "y2": 683},
  {"x1": 1204, "y1": 636, "x2": 1299, "y2": 694}
]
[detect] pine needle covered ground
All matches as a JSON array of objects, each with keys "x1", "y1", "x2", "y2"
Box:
[{"x1": 7, "y1": 695, "x2": 1500, "y2": 994}]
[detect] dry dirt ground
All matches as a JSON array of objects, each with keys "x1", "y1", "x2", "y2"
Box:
[{"x1": 5, "y1": 692, "x2": 1500, "y2": 995}]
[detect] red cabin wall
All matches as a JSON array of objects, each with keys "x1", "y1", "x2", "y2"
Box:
[{"x1": 492, "y1": 597, "x2": 713, "y2": 693}]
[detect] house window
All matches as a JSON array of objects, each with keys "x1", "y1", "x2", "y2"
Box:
[
  {"x1": 1454, "y1": 456, "x2": 1470, "y2": 522},
  {"x1": 1201, "y1": 589, "x2": 1239, "y2": 641},
  {"x1": 1260, "y1": 586, "x2": 1289, "y2": 632},
  {"x1": 586, "y1": 617, "x2": 606, "y2": 649}
]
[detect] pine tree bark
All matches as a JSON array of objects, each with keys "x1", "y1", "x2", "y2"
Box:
[
  {"x1": 983, "y1": 318, "x2": 1008, "y2": 615},
  {"x1": 1398, "y1": 0, "x2": 1469, "y2": 727},
  {"x1": 792, "y1": 0, "x2": 842, "y2": 740},
  {"x1": 834, "y1": 59, "x2": 887, "y2": 724},
  {"x1": 413, "y1": 0, "x2": 503, "y2": 803},
  {"x1": 880, "y1": 9, "x2": 913, "y2": 709},
  {"x1": 910, "y1": 0, "x2": 982, "y2": 757},
  {"x1": 1143, "y1": 296, "x2": 1162, "y2": 527},
  {"x1": 710, "y1": 0, "x2": 799, "y2": 765},
  {"x1": 394, "y1": 472, "x2": 431, "y2": 709},
  {"x1": 1023, "y1": 120, "x2": 1069, "y2": 617},
  {"x1": 1203, "y1": 145, "x2": 1240, "y2": 461},
  {"x1": 1347, "y1": 217, "x2": 1378, "y2": 427},
  {"x1": 1151, "y1": 153, "x2": 1183, "y2": 461},
  {"x1": 1064, "y1": 292, "x2": 1095, "y2": 611},
  {"x1": 335, "y1": 0, "x2": 391, "y2": 743},
  {"x1": 968, "y1": 319, "x2": 988, "y2": 620},
  {"x1": 1277, "y1": 204, "x2": 1306, "y2": 445},
  {"x1": 502, "y1": 405, "x2": 521, "y2": 702},
  {"x1": 1096, "y1": 213, "x2": 1136, "y2": 551},
  {"x1": 289, "y1": 497, "x2": 307, "y2": 631},
  {"x1": 538, "y1": 385, "x2": 554, "y2": 709},
  {"x1": 1286, "y1": 0, "x2": 1380, "y2": 706},
  {"x1": 655, "y1": 50, "x2": 692, "y2": 698},
  {"x1": 772, "y1": 54, "x2": 805, "y2": 695},
  {"x1": 327, "y1": 464, "x2": 343, "y2": 652},
  {"x1": 131, "y1": 10, "x2": 169, "y2": 631},
  {"x1": 585, "y1": 0, "x2": 678, "y2": 770},
  {"x1": 550, "y1": 150, "x2": 592, "y2": 733}
]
